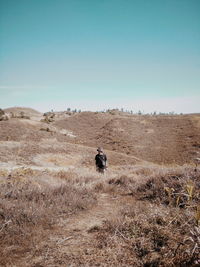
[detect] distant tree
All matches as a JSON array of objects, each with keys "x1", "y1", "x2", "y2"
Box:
[
  {"x1": 0, "y1": 108, "x2": 5, "y2": 116},
  {"x1": 67, "y1": 108, "x2": 71, "y2": 112},
  {"x1": 20, "y1": 111, "x2": 25, "y2": 118},
  {"x1": 138, "y1": 110, "x2": 142, "y2": 115}
]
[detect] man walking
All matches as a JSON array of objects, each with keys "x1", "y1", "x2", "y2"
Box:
[{"x1": 95, "y1": 147, "x2": 107, "y2": 173}]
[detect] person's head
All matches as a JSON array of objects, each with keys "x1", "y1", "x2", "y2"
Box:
[{"x1": 97, "y1": 147, "x2": 103, "y2": 154}]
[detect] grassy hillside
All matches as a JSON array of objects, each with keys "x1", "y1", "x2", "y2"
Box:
[
  {"x1": 55, "y1": 112, "x2": 200, "y2": 164},
  {"x1": 0, "y1": 108, "x2": 199, "y2": 266}
]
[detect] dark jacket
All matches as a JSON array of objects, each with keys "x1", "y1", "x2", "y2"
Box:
[{"x1": 95, "y1": 154, "x2": 107, "y2": 169}]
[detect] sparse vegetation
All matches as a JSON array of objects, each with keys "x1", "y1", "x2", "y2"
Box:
[
  {"x1": 41, "y1": 112, "x2": 55, "y2": 123},
  {"x1": 0, "y1": 109, "x2": 9, "y2": 121},
  {"x1": 0, "y1": 107, "x2": 199, "y2": 266},
  {"x1": 89, "y1": 166, "x2": 200, "y2": 266},
  {"x1": 19, "y1": 111, "x2": 30, "y2": 119},
  {"x1": 0, "y1": 169, "x2": 96, "y2": 266}
]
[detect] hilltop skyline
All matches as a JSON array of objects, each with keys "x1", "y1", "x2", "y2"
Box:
[{"x1": 0, "y1": 0, "x2": 200, "y2": 113}]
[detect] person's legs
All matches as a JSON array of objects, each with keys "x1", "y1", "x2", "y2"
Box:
[
  {"x1": 96, "y1": 167, "x2": 105, "y2": 174},
  {"x1": 99, "y1": 168, "x2": 105, "y2": 174},
  {"x1": 96, "y1": 166, "x2": 100, "y2": 172}
]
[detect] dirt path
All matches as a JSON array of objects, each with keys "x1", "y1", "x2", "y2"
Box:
[
  {"x1": 0, "y1": 163, "x2": 75, "y2": 172},
  {"x1": 61, "y1": 192, "x2": 126, "y2": 233},
  {"x1": 29, "y1": 193, "x2": 133, "y2": 266}
]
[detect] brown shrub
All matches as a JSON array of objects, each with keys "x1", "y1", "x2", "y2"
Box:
[
  {"x1": 90, "y1": 167, "x2": 200, "y2": 266},
  {"x1": 137, "y1": 167, "x2": 200, "y2": 207},
  {"x1": 93, "y1": 202, "x2": 199, "y2": 266}
]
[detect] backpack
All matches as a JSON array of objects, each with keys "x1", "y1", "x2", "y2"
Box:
[{"x1": 97, "y1": 155, "x2": 106, "y2": 168}]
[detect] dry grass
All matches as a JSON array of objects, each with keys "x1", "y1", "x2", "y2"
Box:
[
  {"x1": 0, "y1": 170, "x2": 96, "y2": 266},
  {"x1": 85, "y1": 166, "x2": 200, "y2": 266},
  {"x1": 0, "y1": 110, "x2": 200, "y2": 265},
  {"x1": 0, "y1": 165, "x2": 199, "y2": 266}
]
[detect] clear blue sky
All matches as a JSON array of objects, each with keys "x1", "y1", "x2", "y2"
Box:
[{"x1": 0, "y1": 0, "x2": 200, "y2": 113}]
